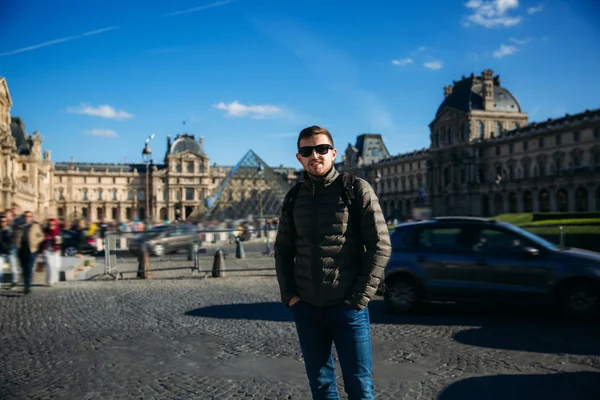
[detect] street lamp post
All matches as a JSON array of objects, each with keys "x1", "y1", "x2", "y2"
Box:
[{"x1": 142, "y1": 134, "x2": 155, "y2": 226}]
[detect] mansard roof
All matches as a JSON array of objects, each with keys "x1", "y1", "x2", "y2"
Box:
[
  {"x1": 10, "y1": 117, "x2": 31, "y2": 154},
  {"x1": 436, "y1": 72, "x2": 521, "y2": 117}
]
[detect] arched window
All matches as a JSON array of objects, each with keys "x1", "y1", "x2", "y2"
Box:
[
  {"x1": 435, "y1": 131, "x2": 440, "y2": 147},
  {"x1": 497, "y1": 122, "x2": 503, "y2": 136},
  {"x1": 478, "y1": 121, "x2": 484, "y2": 139},
  {"x1": 461, "y1": 123, "x2": 467, "y2": 141},
  {"x1": 447, "y1": 127, "x2": 453, "y2": 144}
]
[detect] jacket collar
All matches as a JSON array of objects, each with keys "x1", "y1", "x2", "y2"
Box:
[{"x1": 302, "y1": 166, "x2": 339, "y2": 191}]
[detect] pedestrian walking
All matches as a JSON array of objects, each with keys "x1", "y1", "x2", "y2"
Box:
[
  {"x1": 275, "y1": 125, "x2": 391, "y2": 399},
  {"x1": 13, "y1": 211, "x2": 44, "y2": 294}
]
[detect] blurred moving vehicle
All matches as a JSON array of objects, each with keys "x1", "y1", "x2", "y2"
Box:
[
  {"x1": 128, "y1": 224, "x2": 201, "y2": 257},
  {"x1": 60, "y1": 229, "x2": 98, "y2": 257},
  {"x1": 381, "y1": 217, "x2": 600, "y2": 319}
]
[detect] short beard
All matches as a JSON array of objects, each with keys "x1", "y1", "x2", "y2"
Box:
[{"x1": 307, "y1": 164, "x2": 333, "y2": 180}]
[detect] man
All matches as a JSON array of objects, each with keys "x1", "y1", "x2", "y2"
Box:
[
  {"x1": 13, "y1": 211, "x2": 44, "y2": 294},
  {"x1": 275, "y1": 126, "x2": 391, "y2": 399}
]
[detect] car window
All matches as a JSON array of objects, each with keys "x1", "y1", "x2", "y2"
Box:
[
  {"x1": 413, "y1": 227, "x2": 473, "y2": 252},
  {"x1": 474, "y1": 228, "x2": 530, "y2": 253}
]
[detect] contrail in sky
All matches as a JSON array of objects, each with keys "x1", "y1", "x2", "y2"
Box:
[
  {"x1": 0, "y1": 0, "x2": 239, "y2": 58},
  {"x1": 165, "y1": 0, "x2": 239, "y2": 17},
  {"x1": 0, "y1": 26, "x2": 119, "y2": 57}
]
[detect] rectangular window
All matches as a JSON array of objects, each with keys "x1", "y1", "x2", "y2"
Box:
[
  {"x1": 574, "y1": 131, "x2": 580, "y2": 142},
  {"x1": 187, "y1": 162, "x2": 194, "y2": 173},
  {"x1": 98, "y1": 177, "x2": 101, "y2": 183},
  {"x1": 495, "y1": 146, "x2": 501, "y2": 156},
  {"x1": 538, "y1": 137, "x2": 545, "y2": 148},
  {"x1": 138, "y1": 191, "x2": 145, "y2": 201},
  {"x1": 98, "y1": 191, "x2": 102, "y2": 201},
  {"x1": 555, "y1": 134, "x2": 562, "y2": 145},
  {"x1": 523, "y1": 141, "x2": 528, "y2": 151},
  {"x1": 186, "y1": 188, "x2": 194, "y2": 200},
  {"x1": 112, "y1": 191, "x2": 117, "y2": 201},
  {"x1": 509, "y1": 143, "x2": 514, "y2": 154}
]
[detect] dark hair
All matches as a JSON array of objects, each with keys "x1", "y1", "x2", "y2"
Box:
[
  {"x1": 297, "y1": 126, "x2": 334, "y2": 150},
  {"x1": 0, "y1": 213, "x2": 5, "y2": 220}
]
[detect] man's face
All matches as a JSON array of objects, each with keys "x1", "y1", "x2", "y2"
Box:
[
  {"x1": 296, "y1": 134, "x2": 337, "y2": 177},
  {"x1": 24, "y1": 212, "x2": 33, "y2": 224},
  {"x1": 0, "y1": 216, "x2": 6, "y2": 229}
]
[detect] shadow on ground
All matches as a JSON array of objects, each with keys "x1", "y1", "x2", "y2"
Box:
[
  {"x1": 186, "y1": 299, "x2": 600, "y2": 355},
  {"x1": 436, "y1": 371, "x2": 600, "y2": 400}
]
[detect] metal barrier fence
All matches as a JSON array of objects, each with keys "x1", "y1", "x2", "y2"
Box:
[{"x1": 103, "y1": 226, "x2": 278, "y2": 280}]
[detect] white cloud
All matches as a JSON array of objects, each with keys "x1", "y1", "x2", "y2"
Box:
[
  {"x1": 84, "y1": 129, "x2": 118, "y2": 137},
  {"x1": 417, "y1": 46, "x2": 427, "y2": 52},
  {"x1": 213, "y1": 100, "x2": 282, "y2": 119},
  {"x1": 527, "y1": 4, "x2": 543, "y2": 14},
  {"x1": 424, "y1": 61, "x2": 443, "y2": 70},
  {"x1": 493, "y1": 44, "x2": 518, "y2": 58},
  {"x1": 464, "y1": 0, "x2": 522, "y2": 28},
  {"x1": 0, "y1": 27, "x2": 118, "y2": 57},
  {"x1": 392, "y1": 58, "x2": 413, "y2": 67},
  {"x1": 509, "y1": 37, "x2": 531, "y2": 45},
  {"x1": 67, "y1": 103, "x2": 133, "y2": 120},
  {"x1": 165, "y1": 0, "x2": 238, "y2": 17}
]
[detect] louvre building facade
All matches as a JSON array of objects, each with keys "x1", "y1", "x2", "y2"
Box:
[
  {"x1": 340, "y1": 69, "x2": 600, "y2": 219},
  {"x1": 0, "y1": 77, "x2": 296, "y2": 223},
  {"x1": 1, "y1": 69, "x2": 599, "y2": 223}
]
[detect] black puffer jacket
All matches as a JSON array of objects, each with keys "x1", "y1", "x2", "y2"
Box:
[{"x1": 275, "y1": 167, "x2": 391, "y2": 310}]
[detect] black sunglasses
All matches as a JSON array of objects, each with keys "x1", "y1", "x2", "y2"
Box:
[{"x1": 298, "y1": 144, "x2": 333, "y2": 157}]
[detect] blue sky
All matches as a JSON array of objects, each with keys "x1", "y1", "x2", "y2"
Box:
[{"x1": 1, "y1": 0, "x2": 599, "y2": 168}]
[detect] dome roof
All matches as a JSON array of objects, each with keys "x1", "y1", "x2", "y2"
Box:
[
  {"x1": 170, "y1": 134, "x2": 205, "y2": 156},
  {"x1": 436, "y1": 72, "x2": 522, "y2": 117}
]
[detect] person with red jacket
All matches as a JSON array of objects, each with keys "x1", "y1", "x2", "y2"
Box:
[{"x1": 43, "y1": 218, "x2": 61, "y2": 286}]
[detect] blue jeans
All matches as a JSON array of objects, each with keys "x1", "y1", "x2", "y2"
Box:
[
  {"x1": 290, "y1": 300, "x2": 374, "y2": 400},
  {"x1": 18, "y1": 252, "x2": 37, "y2": 290}
]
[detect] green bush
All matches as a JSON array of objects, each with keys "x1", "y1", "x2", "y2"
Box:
[{"x1": 532, "y1": 212, "x2": 600, "y2": 222}]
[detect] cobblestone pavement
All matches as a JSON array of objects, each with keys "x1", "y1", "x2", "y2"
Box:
[{"x1": 1, "y1": 277, "x2": 599, "y2": 399}]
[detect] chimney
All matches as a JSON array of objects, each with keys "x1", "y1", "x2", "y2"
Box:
[
  {"x1": 444, "y1": 84, "x2": 453, "y2": 98},
  {"x1": 167, "y1": 134, "x2": 172, "y2": 150},
  {"x1": 43, "y1": 150, "x2": 51, "y2": 160},
  {"x1": 198, "y1": 136, "x2": 204, "y2": 153},
  {"x1": 482, "y1": 69, "x2": 494, "y2": 111}
]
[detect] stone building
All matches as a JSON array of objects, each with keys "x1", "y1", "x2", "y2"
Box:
[
  {"x1": 0, "y1": 78, "x2": 55, "y2": 216},
  {"x1": 1, "y1": 77, "x2": 296, "y2": 223},
  {"x1": 52, "y1": 134, "x2": 296, "y2": 223},
  {"x1": 341, "y1": 69, "x2": 600, "y2": 219}
]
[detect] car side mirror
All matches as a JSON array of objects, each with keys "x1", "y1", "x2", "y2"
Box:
[{"x1": 522, "y1": 246, "x2": 540, "y2": 258}]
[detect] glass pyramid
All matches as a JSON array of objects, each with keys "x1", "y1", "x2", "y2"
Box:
[{"x1": 198, "y1": 149, "x2": 294, "y2": 222}]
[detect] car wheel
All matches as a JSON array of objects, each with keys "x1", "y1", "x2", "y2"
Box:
[
  {"x1": 153, "y1": 244, "x2": 165, "y2": 257},
  {"x1": 384, "y1": 277, "x2": 421, "y2": 314},
  {"x1": 64, "y1": 246, "x2": 78, "y2": 257},
  {"x1": 559, "y1": 282, "x2": 599, "y2": 320}
]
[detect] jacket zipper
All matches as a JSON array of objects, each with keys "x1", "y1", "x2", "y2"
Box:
[{"x1": 311, "y1": 182, "x2": 321, "y2": 305}]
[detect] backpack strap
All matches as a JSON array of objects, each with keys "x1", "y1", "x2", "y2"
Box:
[{"x1": 340, "y1": 172, "x2": 362, "y2": 234}]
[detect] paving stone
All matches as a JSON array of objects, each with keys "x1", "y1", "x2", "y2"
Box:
[{"x1": 1, "y1": 277, "x2": 599, "y2": 399}]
